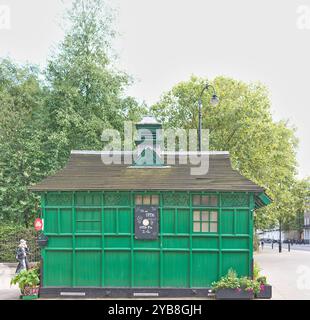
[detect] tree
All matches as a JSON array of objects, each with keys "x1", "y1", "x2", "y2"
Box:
[
  {"x1": 45, "y1": 0, "x2": 143, "y2": 167},
  {"x1": 0, "y1": 0, "x2": 145, "y2": 225},
  {"x1": 0, "y1": 59, "x2": 52, "y2": 225},
  {"x1": 151, "y1": 75, "x2": 307, "y2": 228}
]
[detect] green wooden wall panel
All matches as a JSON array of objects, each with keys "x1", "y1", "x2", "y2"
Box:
[
  {"x1": 104, "y1": 251, "x2": 131, "y2": 287},
  {"x1": 222, "y1": 237, "x2": 249, "y2": 249},
  {"x1": 118, "y1": 208, "x2": 131, "y2": 233},
  {"x1": 48, "y1": 236, "x2": 72, "y2": 248},
  {"x1": 235, "y1": 209, "x2": 249, "y2": 234},
  {"x1": 192, "y1": 252, "x2": 218, "y2": 287},
  {"x1": 221, "y1": 210, "x2": 234, "y2": 234},
  {"x1": 75, "y1": 236, "x2": 101, "y2": 248},
  {"x1": 75, "y1": 251, "x2": 101, "y2": 286},
  {"x1": 46, "y1": 192, "x2": 72, "y2": 206},
  {"x1": 42, "y1": 191, "x2": 253, "y2": 288},
  {"x1": 45, "y1": 209, "x2": 58, "y2": 233},
  {"x1": 59, "y1": 208, "x2": 72, "y2": 233},
  {"x1": 105, "y1": 236, "x2": 131, "y2": 248},
  {"x1": 104, "y1": 208, "x2": 116, "y2": 233},
  {"x1": 192, "y1": 237, "x2": 218, "y2": 249},
  {"x1": 134, "y1": 252, "x2": 160, "y2": 287},
  {"x1": 222, "y1": 193, "x2": 249, "y2": 207},
  {"x1": 162, "y1": 252, "x2": 189, "y2": 287},
  {"x1": 163, "y1": 236, "x2": 189, "y2": 248},
  {"x1": 44, "y1": 251, "x2": 72, "y2": 286},
  {"x1": 222, "y1": 252, "x2": 249, "y2": 277},
  {"x1": 134, "y1": 239, "x2": 160, "y2": 248},
  {"x1": 76, "y1": 208, "x2": 101, "y2": 233},
  {"x1": 162, "y1": 209, "x2": 175, "y2": 233},
  {"x1": 75, "y1": 192, "x2": 102, "y2": 206},
  {"x1": 176, "y1": 209, "x2": 190, "y2": 233}
]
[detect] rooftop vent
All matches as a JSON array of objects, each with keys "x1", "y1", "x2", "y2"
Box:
[{"x1": 134, "y1": 115, "x2": 163, "y2": 166}]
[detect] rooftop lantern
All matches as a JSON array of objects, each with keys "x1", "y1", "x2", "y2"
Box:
[{"x1": 134, "y1": 115, "x2": 163, "y2": 166}]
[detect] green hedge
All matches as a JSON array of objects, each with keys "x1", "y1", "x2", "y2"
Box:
[{"x1": 0, "y1": 224, "x2": 40, "y2": 263}]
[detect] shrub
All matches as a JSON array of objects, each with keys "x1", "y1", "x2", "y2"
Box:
[
  {"x1": 0, "y1": 224, "x2": 40, "y2": 262},
  {"x1": 211, "y1": 268, "x2": 240, "y2": 291},
  {"x1": 10, "y1": 266, "x2": 40, "y2": 293}
]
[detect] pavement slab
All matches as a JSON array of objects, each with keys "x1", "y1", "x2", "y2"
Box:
[{"x1": 255, "y1": 247, "x2": 310, "y2": 300}]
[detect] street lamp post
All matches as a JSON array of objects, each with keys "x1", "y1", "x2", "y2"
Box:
[
  {"x1": 198, "y1": 82, "x2": 219, "y2": 151},
  {"x1": 279, "y1": 219, "x2": 282, "y2": 253}
]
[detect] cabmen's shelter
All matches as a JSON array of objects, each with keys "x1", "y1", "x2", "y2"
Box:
[{"x1": 29, "y1": 116, "x2": 271, "y2": 298}]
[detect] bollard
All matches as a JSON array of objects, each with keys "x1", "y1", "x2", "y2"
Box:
[{"x1": 288, "y1": 242, "x2": 290, "y2": 252}]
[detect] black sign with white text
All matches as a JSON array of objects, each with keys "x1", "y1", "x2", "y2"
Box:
[{"x1": 135, "y1": 205, "x2": 158, "y2": 239}]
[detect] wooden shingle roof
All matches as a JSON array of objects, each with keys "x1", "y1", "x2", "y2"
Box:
[{"x1": 29, "y1": 151, "x2": 265, "y2": 193}]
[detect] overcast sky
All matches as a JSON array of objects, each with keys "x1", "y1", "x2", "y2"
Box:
[{"x1": 0, "y1": 0, "x2": 309, "y2": 178}]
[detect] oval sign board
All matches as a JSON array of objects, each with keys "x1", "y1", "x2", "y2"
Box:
[{"x1": 34, "y1": 218, "x2": 43, "y2": 231}]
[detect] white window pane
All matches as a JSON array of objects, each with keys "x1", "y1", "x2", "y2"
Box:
[
  {"x1": 151, "y1": 195, "x2": 159, "y2": 205},
  {"x1": 135, "y1": 195, "x2": 142, "y2": 205},
  {"x1": 193, "y1": 195, "x2": 200, "y2": 206},
  {"x1": 201, "y1": 223, "x2": 209, "y2": 232},
  {"x1": 210, "y1": 223, "x2": 217, "y2": 232},
  {"x1": 210, "y1": 195, "x2": 218, "y2": 206},
  {"x1": 193, "y1": 222, "x2": 200, "y2": 232},
  {"x1": 143, "y1": 195, "x2": 151, "y2": 205},
  {"x1": 201, "y1": 195, "x2": 209, "y2": 205},
  {"x1": 201, "y1": 211, "x2": 209, "y2": 221},
  {"x1": 193, "y1": 210, "x2": 200, "y2": 220},
  {"x1": 210, "y1": 211, "x2": 218, "y2": 221}
]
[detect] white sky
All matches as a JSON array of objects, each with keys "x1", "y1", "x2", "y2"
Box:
[{"x1": 0, "y1": 0, "x2": 309, "y2": 178}]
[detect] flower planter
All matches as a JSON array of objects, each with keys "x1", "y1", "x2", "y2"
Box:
[
  {"x1": 215, "y1": 288, "x2": 254, "y2": 300},
  {"x1": 256, "y1": 284, "x2": 272, "y2": 299},
  {"x1": 20, "y1": 286, "x2": 39, "y2": 300}
]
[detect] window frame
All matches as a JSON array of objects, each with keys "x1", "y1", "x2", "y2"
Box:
[
  {"x1": 192, "y1": 209, "x2": 218, "y2": 233},
  {"x1": 192, "y1": 194, "x2": 218, "y2": 207},
  {"x1": 135, "y1": 194, "x2": 159, "y2": 206}
]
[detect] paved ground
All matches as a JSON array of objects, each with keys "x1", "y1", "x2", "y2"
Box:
[
  {"x1": 255, "y1": 247, "x2": 310, "y2": 300},
  {"x1": 0, "y1": 263, "x2": 20, "y2": 300}
]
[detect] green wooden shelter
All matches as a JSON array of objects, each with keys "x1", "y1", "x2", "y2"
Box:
[{"x1": 30, "y1": 116, "x2": 271, "y2": 298}]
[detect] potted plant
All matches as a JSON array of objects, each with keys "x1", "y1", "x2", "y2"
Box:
[
  {"x1": 256, "y1": 276, "x2": 272, "y2": 299},
  {"x1": 212, "y1": 269, "x2": 255, "y2": 300},
  {"x1": 10, "y1": 264, "x2": 40, "y2": 300}
]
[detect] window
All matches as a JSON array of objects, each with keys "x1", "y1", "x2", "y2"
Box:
[
  {"x1": 192, "y1": 210, "x2": 218, "y2": 233},
  {"x1": 192, "y1": 194, "x2": 218, "y2": 206},
  {"x1": 135, "y1": 194, "x2": 159, "y2": 205}
]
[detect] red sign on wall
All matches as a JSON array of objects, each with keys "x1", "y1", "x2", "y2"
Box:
[{"x1": 34, "y1": 218, "x2": 43, "y2": 231}]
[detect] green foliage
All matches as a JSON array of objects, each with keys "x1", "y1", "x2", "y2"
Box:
[
  {"x1": 0, "y1": 0, "x2": 145, "y2": 225},
  {"x1": 45, "y1": 0, "x2": 144, "y2": 162},
  {"x1": 239, "y1": 277, "x2": 261, "y2": 295},
  {"x1": 10, "y1": 267, "x2": 40, "y2": 292},
  {"x1": 0, "y1": 224, "x2": 39, "y2": 262},
  {"x1": 0, "y1": 59, "x2": 50, "y2": 225},
  {"x1": 257, "y1": 276, "x2": 267, "y2": 285},
  {"x1": 253, "y1": 262, "x2": 261, "y2": 280},
  {"x1": 211, "y1": 268, "x2": 240, "y2": 290},
  {"x1": 212, "y1": 269, "x2": 260, "y2": 295},
  {"x1": 151, "y1": 75, "x2": 309, "y2": 229}
]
